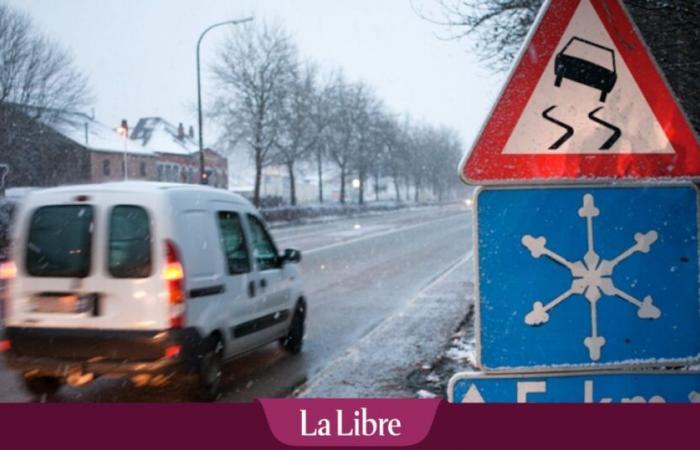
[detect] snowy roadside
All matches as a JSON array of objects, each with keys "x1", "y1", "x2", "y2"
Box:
[
  {"x1": 265, "y1": 200, "x2": 464, "y2": 230},
  {"x1": 295, "y1": 251, "x2": 474, "y2": 398},
  {"x1": 406, "y1": 303, "x2": 477, "y2": 399}
]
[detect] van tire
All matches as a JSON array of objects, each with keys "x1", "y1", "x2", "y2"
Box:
[
  {"x1": 22, "y1": 375, "x2": 63, "y2": 400},
  {"x1": 194, "y1": 338, "x2": 224, "y2": 402},
  {"x1": 280, "y1": 301, "x2": 305, "y2": 355}
]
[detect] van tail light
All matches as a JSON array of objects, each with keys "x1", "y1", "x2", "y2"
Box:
[
  {"x1": 0, "y1": 261, "x2": 16, "y2": 280},
  {"x1": 163, "y1": 240, "x2": 185, "y2": 329},
  {"x1": 0, "y1": 259, "x2": 16, "y2": 326}
]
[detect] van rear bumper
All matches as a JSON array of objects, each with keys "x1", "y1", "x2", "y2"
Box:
[{"x1": 3, "y1": 327, "x2": 203, "y2": 377}]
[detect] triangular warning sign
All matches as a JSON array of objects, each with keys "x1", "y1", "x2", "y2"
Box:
[
  {"x1": 461, "y1": 0, "x2": 700, "y2": 184},
  {"x1": 462, "y1": 384, "x2": 486, "y2": 403}
]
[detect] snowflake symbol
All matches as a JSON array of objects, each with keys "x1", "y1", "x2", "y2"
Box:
[{"x1": 521, "y1": 193, "x2": 661, "y2": 361}]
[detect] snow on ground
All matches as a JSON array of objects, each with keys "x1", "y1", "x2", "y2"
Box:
[
  {"x1": 296, "y1": 252, "x2": 474, "y2": 398},
  {"x1": 406, "y1": 303, "x2": 477, "y2": 400}
]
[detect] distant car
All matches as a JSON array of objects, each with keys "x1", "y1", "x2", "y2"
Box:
[
  {"x1": 554, "y1": 36, "x2": 617, "y2": 102},
  {"x1": 1, "y1": 182, "x2": 305, "y2": 401}
]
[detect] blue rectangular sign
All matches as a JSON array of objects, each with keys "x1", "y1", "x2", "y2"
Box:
[
  {"x1": 476, "y1": 184, "x2": 700, "y2": 371},
  {"x1": 449, "y1": 371, "x2": 700, "y2": 403}
]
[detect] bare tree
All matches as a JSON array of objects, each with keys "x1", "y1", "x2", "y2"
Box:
[
  {"x1": 412, "y1": 0, "x2": 541, "y2": 72},
  {"x1": 380, "y1": 115, "x2": 410, "y2": 203},
  {"x1": 348, "y1": 83, "x2": 382, "y2": 205},
  {"x1": 273, "y1": 62, "x2": 325, "y2": 206},
  {"x1": 324, "y1": 74, "x2": 357, "y2": 204},
  {"x1": 311, "y1": 75, "x2": 335, "y2": 203},
  {"x1": 212, "y1": 21, "x2": 297, "y2": 207},
  {"x1": 416, "y1": 0, "x2": 699, "y2": 132},
  {"x1": 0, "y1": 1, "x2": 91, "y2": 192},
  {"x1": 0, "y1": 2, "x2": 90, "y2": 115},
  {"x1": 425, "y1": 126, "x2": 463, "y2": 201}
]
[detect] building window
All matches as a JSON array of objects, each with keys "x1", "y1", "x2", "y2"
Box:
[
  {"x1": 140, "y1": 162, "x2": 147, "y2": 177},
  {"x1": 103, "y1": 159, "x2": 111, "y2": 176},
  {"x1": 157, "y1": 165, "x2": 164, "y2": 181}
]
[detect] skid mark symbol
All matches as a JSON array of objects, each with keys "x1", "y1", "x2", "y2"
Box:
[
  {"x1": 588, "y1": 107, "x2": 621, "y2": 150},
  {"x1": 542, "y1": 106, "x2": 574, "y2": 150}
]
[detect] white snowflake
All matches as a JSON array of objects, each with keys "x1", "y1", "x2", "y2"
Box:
[{"x1": 521, "y1": 193, "x2": 661, "y2": 361}]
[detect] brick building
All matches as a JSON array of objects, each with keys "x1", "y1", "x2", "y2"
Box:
[
  {"x1": 130, "y1": 117, "x2": 228, "y2": 189},
  {"x1": 0, "y1": 105, "x2": 156, "y2": 192},
  {"x1": 0, "y1": 106, "x2": 228, "y2": 192}
]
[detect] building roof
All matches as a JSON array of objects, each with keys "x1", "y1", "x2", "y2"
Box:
[
  {"x1": 130, "y1": 117, "x2": 198, "y2": 156},
  {"x1": 36, "y1": 110, "x2": 155, "y2": 156}
]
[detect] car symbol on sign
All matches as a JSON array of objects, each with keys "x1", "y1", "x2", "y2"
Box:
[{"x1": 554, "y1": 36, "x2": 617, "y2": 102}]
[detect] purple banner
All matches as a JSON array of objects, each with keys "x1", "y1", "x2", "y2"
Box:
[{"x1": 0, "y1": 401, "x2": 698, "y2": 449}]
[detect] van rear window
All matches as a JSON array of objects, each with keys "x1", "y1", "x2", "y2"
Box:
[
  {"x1": 109, "y1": 205, "x2": 151, "y2": 278},
  {"x1": 26, "y1": 205, "x2": 93, "y2": 278}
]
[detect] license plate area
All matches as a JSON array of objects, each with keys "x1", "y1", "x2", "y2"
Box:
[{"x1": 31, "y1": 293, "x2": 99, "y2": 315}]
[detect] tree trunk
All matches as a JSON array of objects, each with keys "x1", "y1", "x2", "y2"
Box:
[
  {"x1": 340, "y1": 167, "x2": 346, "y2": 204},
  {"x1": 316, "y1": 149, "x2": 323, "y2": 203},
  {"x1": 287, "y1": 161, "x2": 296, "y2": 206},
  {"x1": 358, "y1": 174, "x2": 365, "y2": 205},
  {"x1": 393, "y1": 175, "x2": 401, "y2": 202},
  {"x1": 253, "y1": 153, "x2": 263, "y2": 208},
  {"x1": 414, "y1": 180, "x2": 420, "y2": 203},
  {"x1": 374, "y1": 171, "x2": 380, "y2": 202}
]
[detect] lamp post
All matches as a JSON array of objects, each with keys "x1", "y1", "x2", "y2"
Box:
[
  {"x1": 196, "y1": 17, "x2": 253, "y2": 185},
  {"x1": 117, "y1": 119, "x2": 129, "y2": 181}
]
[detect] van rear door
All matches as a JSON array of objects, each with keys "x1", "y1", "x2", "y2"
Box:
[{"x1": 10, "y1": 192, "x2": 168, "y2": 331}]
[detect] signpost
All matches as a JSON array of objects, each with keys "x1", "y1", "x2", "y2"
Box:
[
  {"x1": 460, "y1": 0, "x2": 700, "y2": 184},
  {"x1": 452, "y1": 0, "x2": 700, "y2": 402},
  {"x1": 449, "y1": 371, "x2": 700, "y2": 403}
]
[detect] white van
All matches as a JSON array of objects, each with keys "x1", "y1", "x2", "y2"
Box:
[{"x1": 0, "y1": 182, "x2": 306, "y2": 400}]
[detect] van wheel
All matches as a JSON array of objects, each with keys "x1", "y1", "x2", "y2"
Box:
[
  {"x1": 22, "y1": 375, "x2": 63, "y2": 400},
  {"x1": 194, "y1": 338, "x2": 224, "y2": 402},
  {"x1": 280, "y1": 301, "x2": 305, "y2": 355}
]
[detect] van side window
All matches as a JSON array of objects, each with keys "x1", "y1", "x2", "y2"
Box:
[
  {"x1": 26, "y1": 205, "x2": 93, "y2": 278},
  {"x1": 217, "y1": 211, "x2": 250, "y2": 275},
  {"x1": 246, "y1": 214, "x2": 279, "y2": 271},
  {"x1": 108, "y1": 205, "x2": 152, "y2": 278}
]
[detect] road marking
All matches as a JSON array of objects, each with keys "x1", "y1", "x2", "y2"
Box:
[{"x1": 297, "y1": 214, "x2": 467, "y2": 256}]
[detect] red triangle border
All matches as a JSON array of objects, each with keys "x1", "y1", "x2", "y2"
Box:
[{"x1": 461, "y1": 0, "x2": 700, "y2": 184}]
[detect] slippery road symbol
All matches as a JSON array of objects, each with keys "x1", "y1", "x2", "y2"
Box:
[
  {"x1": 542, "y1": 36, "x2": 622, "y2": 151},
  {"x1": 541, "y1": 106, "x2": 621, "y2": 150},
  {"x1": 521, "y1": 193, "x2": 661, "y2": 361}
]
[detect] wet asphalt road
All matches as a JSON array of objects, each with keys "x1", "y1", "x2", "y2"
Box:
[{"x1": 0, "y1": 204, "x2": 472, "y2": 402}]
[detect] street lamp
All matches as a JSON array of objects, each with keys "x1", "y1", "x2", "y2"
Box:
[
  {"x1": 196, "y1": 17, "x2": 253, "y2": 185},
  {"x1": 117, "y1": 119, "x2": 129, "y2": 181}
]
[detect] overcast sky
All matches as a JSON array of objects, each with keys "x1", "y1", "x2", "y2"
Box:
[{"x1": 6, "y1": 0, "x2": 503, "y2": 149}]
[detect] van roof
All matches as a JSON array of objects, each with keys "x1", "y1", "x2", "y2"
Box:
[{"x1": 24, "y1": 181, "x2": 253, "y2": 207}]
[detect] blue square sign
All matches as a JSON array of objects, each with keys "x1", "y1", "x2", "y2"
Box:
[
  {"x1": 449, "y1": 371, "x2": 700, "y2": 403},
  {"x1": 476, "y1": 184, "x2": 700, "y2": 371}
]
